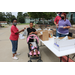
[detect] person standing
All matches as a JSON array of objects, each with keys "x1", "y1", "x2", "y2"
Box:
[
  {"x1": 54, "y1": 12, "x2": 62, "y2": 36},
  {"x1": 27, "y1": 22, "x2": 37, "y2": 42},
  {"x1": 26, "y1": 22, "x2": 38, "y2": 56},
  {"x1": 57, "y1": 13, "x2": 71, "y2": 37},
  {"x1": 9, "y1": 19, "x2": 25, "y2": 60}
]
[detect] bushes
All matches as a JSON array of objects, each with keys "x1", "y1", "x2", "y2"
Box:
[
  {"x1": 17, "y1": 16, "x2": 25, "y2": 23},
  {"x1": 33, "y1": 25, "x2": 35, "y2": 28},
  {"x1": 36, "y1": 21, "x2": 43, "y2": 24}
]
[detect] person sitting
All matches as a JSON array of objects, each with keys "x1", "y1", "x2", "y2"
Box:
[{"x1": 30, "y1": 43, "x2": 38, "y2": 57}]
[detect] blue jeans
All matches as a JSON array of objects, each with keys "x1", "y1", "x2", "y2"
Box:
[
  {"x1": 56, "y1": 28, "x2": 59, "y2": 37},
  {"x1": 57, "y1": 33, "x2": 67, "y2": 37},
  {"x1": 10, "y1": 40, "x2": 18, "y2": 54}
]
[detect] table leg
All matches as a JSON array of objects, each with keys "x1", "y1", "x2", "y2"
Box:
[
  {"x1": 60, "y1": 57, "x2": 62, "y2": 62},
  {"x1": 67, "y1": 55, "x2": 69, "y2": 62},
  {"x1": 40, "y1": 41, "x2": 42, "y2": 47},
  {"x1": 41, "y1": 41, "x2": 42, "y2": 46}
]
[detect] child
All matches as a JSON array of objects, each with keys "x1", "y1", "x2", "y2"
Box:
[{"x1": 30, "y1": 43, "x2": 38, "y2": 57}]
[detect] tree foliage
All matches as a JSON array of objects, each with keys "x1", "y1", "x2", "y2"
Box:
[
  {"x1": 17, "y1": 12, "x2": 25, "y2": 23},
  {"x1": 28, "y1": 12, "x2": 56, "y2": 24},
  {"x1": 28, "y1": 12, "x2": 56, "y2": 19},
  {"x1": 0, "y1": 12, "x2": 16, "y2": 23},
  {"x1": 0, "y1": 12, "x2": 6, "y2": 21},
  {"x1": 23, "y1": 13, "x2": 28, "y2": 17}
]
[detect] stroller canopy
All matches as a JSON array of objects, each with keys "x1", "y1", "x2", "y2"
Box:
[{"x1": 27, "y1": 34, "x2": 39, "y2": 43}]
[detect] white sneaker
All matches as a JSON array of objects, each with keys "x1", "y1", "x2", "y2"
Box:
[
  {"x1": 15, "y1": 53, "x2": 20, "y2": 56},
  {"x1": 12, "y1": 56, "x2": 19, "y2": 60}
]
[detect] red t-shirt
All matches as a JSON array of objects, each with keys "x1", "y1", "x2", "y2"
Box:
[
  {"x1": 54, "y1": 16, "x2": 61, "y2": 24},
  {"x1": 9, "y1": 25, "x2": 19, "y2": 41}
]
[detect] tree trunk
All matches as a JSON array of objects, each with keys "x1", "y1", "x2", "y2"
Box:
[{"x1": 39, "y1": 18, "x2": 40, "y2": 21}]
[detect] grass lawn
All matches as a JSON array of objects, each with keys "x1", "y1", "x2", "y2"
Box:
[{"x1": 17, "y1": 23, "x2": 35, "y2": 25}]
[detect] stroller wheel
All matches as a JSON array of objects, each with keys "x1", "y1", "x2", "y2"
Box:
[
  {"x1": 37, "y1": 59, "x2": 43, "y2": 62},
  {"x1": 28, "y1": 60, "x2": 32, "y2": 62}
]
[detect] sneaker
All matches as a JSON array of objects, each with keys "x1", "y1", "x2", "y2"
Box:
[
  {"x1": 15, "y1": 53, "x2": 20, "y2": 56},
  {"x1": 12, "y1": 56, "x2": 18, "y2": 60}
]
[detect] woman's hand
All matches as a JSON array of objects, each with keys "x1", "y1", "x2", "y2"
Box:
[
  {"x1": 63, "y1": 26, "x2": 70, "y2": 29},
  {"x1": 24, "y1": 27, "x2": 26, "y2": 29},
  {"x1": 63, "y1": 26, "x2": 66, "y2": 29},
  {"x1": 56, "y1": 24, "x2": 59, "y2": 28}
]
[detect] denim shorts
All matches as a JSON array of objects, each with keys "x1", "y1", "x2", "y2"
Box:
[{"x1": 10, "y1": 40, "x2": 18, "y2": 54}]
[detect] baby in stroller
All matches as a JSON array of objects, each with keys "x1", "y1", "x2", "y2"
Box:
[{"x1": 30, "y1": 43, "x2": 38, "y2": 57}]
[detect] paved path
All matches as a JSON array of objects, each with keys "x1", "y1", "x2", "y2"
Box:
[{"x1": 0, "y1": 25, "x2": 60, "y2": 62}]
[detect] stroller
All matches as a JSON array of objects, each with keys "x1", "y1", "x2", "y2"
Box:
[{"x1": 27, "y1": 34, "x2": 43, "y2": 62}]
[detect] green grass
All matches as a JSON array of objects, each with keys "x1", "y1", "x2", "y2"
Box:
[{"x1": 17, "y1": 23, "x2": 35, "y2": 25}]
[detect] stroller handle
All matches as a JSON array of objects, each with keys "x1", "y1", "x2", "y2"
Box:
[
  {"x1": 27, "y1": 34, "x2": 39, "y2": 43},
  {"x1": 28, "y1": 34, "x2": 37, "y2": 37}
]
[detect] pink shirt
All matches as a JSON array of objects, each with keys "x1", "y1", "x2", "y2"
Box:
[
  {"x1": 9, "y1": 25, "x2": 19, "y2": 41},
  {"x1": 54, "y1": 16, "x2": 61, "y2": 24}
]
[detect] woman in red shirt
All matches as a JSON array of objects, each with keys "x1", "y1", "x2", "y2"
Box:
[
  {"x1": 54, "y1": 12, "x2": 62, "y2": 36},
  {"x1": 10, "y1": 19, "x2": 25, "y2": 60}
]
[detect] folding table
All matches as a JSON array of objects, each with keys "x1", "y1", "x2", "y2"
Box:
[{"x1": 39, "y1": 37, "x2": 75, "y2": 62}]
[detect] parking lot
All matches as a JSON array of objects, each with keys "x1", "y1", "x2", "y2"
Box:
[{"x1": 0, "y1": 25, "x2": 75, "y2": 62}]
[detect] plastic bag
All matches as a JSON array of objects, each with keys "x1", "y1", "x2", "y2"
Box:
[
  {"x1": 19, "y1": 34, "x2": 25, "y2": 39},
  {"x1": 61, "y1": 36, "x2": 68, "y2": 40},
  {"x1": 23, "y1": 29, "x2": 28, "y2": 36}
]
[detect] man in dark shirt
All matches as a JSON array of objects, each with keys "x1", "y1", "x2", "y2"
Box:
[{"x1": 27, "y1": 22, "x2": 37, "y2": 42}]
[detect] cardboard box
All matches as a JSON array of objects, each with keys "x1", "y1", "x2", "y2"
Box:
[
  {"x1": 52, "y1": 29, "x2": 56, "y2": 35},
  {"x1": 48, "y1": 30, "x2": 53, "y2": 38},
  {"x1": 38, "y1": 30, "x2": 49, "y2": 41},
  {"x1": 69, "y1": 27, "x2": 75, "y2": 31},
  {"x1": 35, "y1": 24, "x2": 40, "y2": 29},
  {"x1": 72, "y1": 33, "x2": 75, "y2": 38},
  {"x1": 37, "y1": 30, "x2": 43, "y2": 34},
  {"x1": 54, "y1": 36, "x2": 75, "y2": 51}
]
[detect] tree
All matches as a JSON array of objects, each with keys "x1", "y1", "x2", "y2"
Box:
[
  {"x1": 6, "y1": 12, "x2": 12, "y2": 18},
  {"x1": 0, "y1": 12, "x2": 6, "y2": 21},
  {"x1": 17, "y1": 12, "x2": 25, "y2": 23},
  {"x1": 11, "y1": 15, "x2": 16, "y2": 22},
  {"x1": 28, "y1": 12, "x2": 56, "y2": 24},
  {"x1": 0, "y1": 12, "x2": 17, "y2": 23},
  {"x1": 5, "y1": 12, "x2": 12, "y2": 23},
  {"x1": 23, "y1": 13, "x2": 28, "y2": 17},
  {"x1": 17, "y1": 16, "x2": 25, "y2": 23}
]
